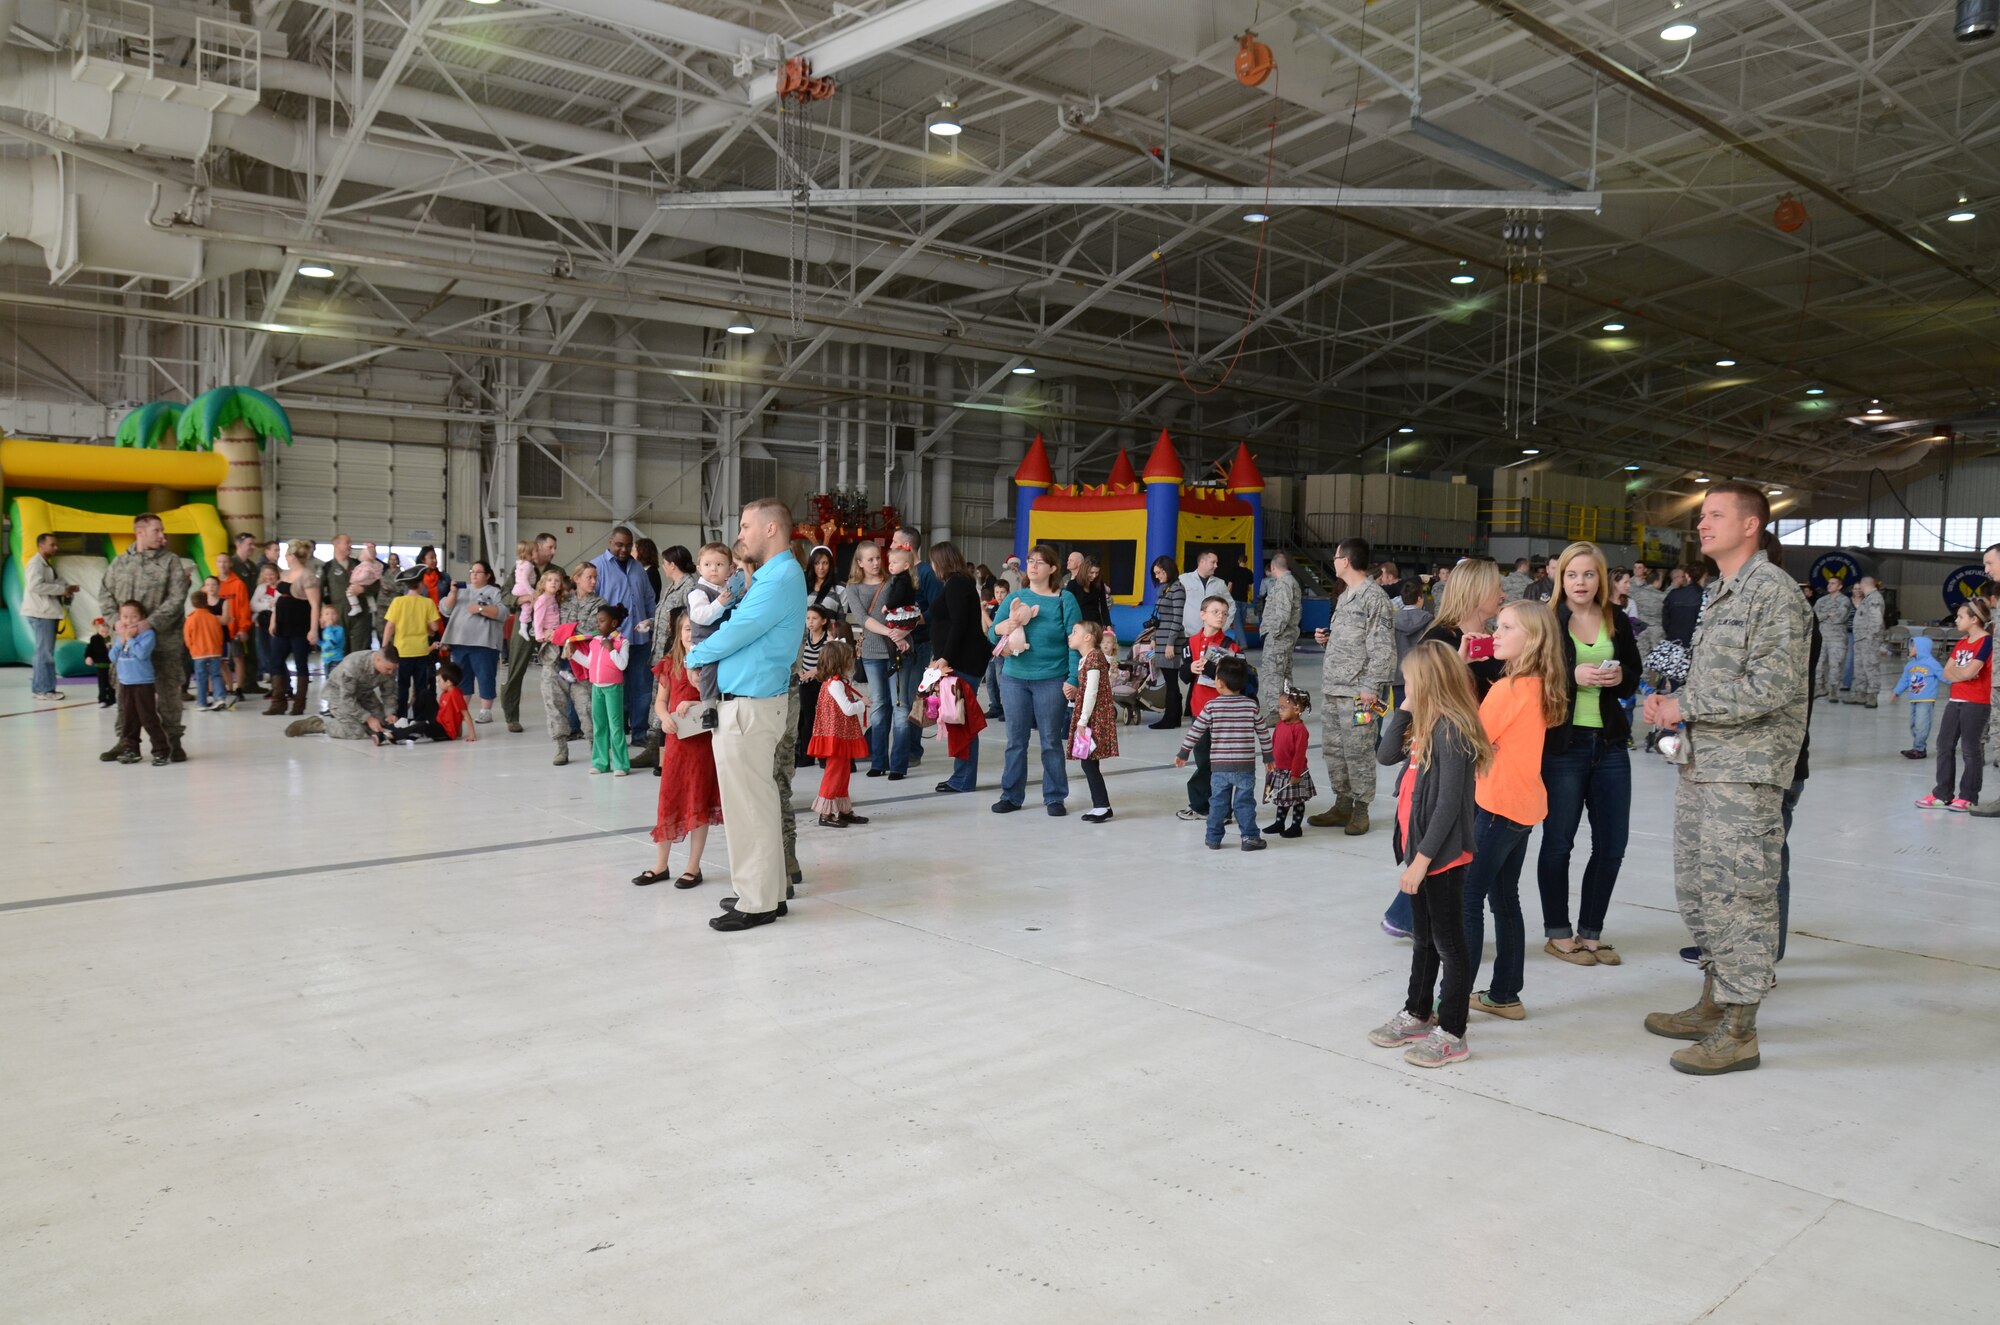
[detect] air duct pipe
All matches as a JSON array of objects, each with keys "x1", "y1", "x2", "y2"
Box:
[
  {"x1": 1959, "y1": 0, "x2": 1997, "y2": 41},
  {"x1": 930, "y1": 354, "x2": 955, "y2": 545}
]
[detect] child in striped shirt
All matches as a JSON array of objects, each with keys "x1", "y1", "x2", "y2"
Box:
[{"x1": 1175, "y1": 656, "x2": 1272, "y2": 851}]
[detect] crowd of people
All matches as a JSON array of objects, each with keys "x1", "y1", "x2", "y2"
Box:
[{"x1": 36, "y1": 493, "x2": 1999, "y2": 1057}]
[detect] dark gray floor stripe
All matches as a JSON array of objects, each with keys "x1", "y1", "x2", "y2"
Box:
[{"x1": 0, "y1": 761, "x2": 1177, "y2": 914}]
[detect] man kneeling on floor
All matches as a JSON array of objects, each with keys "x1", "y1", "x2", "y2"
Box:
[{"x1": 287, "y1": 644, "x2": 400, "y2": 743}]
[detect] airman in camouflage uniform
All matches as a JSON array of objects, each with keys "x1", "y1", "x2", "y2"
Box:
[
  {"x1": 543, "y1": 578, "x2": 606, "y2": 764},
  {"x1": 1500, "y1": 563, "x2": 1533, "y2": 604},
  {"x1": 1643, "y1": 504, "x2": 1809, "y2": 1076},
  {"x1": 1846, "y1": 579, "x2": 1885, "y2": 706},
  {"x1": 1628, "y1": 570, "x2": 1668, "y2": 664},
  {"x1": 98, "y1": 517, "x2": 192, "y2": 761},
  {"x1": 1308, "y1": 554, "x2": 1396, "y2": 836},
  {"x1": 1257, "y1": 556, "x2": 1302, "y2": 723},
  {"x1": 1813, "y1": 581, "x2": 1851, "y2": 702},
  {"x1": 287, "y1": 649, "x2": 397, "y2": 739}
]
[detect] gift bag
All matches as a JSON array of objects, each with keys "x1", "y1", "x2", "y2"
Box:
[
  {"x1": 1069, "y1": 723, "x2": 1096, "y2": 760},
  {"x1": 938, "y1": 676, "x2": 964, "y2": 725}
]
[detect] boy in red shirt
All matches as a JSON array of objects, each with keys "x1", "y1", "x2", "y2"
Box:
[
  {"x1": 427, "y1": 659, "x2": 477, "y2": 742},
  {"x1": 1175, "y1": 595, "x2": 1245, "y2": 822}
]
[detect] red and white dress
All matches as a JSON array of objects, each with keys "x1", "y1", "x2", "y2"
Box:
[
  {"x1": 809, "y1": 676, "x2": 871, "y2": 815},
  {"x1": 652, "y1": 661, "x2": 722, "y2": 844}
]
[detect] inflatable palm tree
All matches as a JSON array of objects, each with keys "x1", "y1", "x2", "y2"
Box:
[
  {"x1": 177, "y1": 387, "x2": 293, "y2": 542},
  {"x1": 113, "y1": 401, "x2": 183, "y2": 450}
]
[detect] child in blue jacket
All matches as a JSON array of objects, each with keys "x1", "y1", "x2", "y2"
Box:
[{"x1": 1894, "y1": 637, "x2": 1941, "y2": 759}]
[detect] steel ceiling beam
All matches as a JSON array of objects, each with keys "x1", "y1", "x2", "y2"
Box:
[
  {"x1": 654, "y1": 185, "x2": 1604, "y2": 212},
  {"x1": 527, "y1": 0, "x2": 767, "y2": 58}
]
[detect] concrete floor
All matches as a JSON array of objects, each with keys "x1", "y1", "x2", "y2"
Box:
[{"x1": 3, "y1": 669, "x2": 1996, "y2": 1323}]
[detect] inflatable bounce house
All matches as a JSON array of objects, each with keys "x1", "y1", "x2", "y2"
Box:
[
  {"x1": 1013, "y1": 429, "x2": 1264, "y2": 639},
  {"x1": 1, "y1": 388, "x2": 286, "y2": 680}
]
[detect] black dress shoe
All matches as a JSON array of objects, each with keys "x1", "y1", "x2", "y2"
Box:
[
  {"x1": 991, "y1": 799, "x2": 1022, "y2": 814},
  {"x1": 935, "y1": 782, "x2": 964, "y2": 793},
  {"x1": 673, "y1": 870, "x2": 705, "y2": 890},
  {"x1": 168, "y1": 744, "x2": 187, "y2": 764},
  {"x1": 866, "y1": 767, "x2": 888, "y2": 778},
  {"x1": 1148, "y1": 719, "x2": 1180, "y2": 730},
  {"x1": 1046, "y1": 803, "x2": 1067, "y2": 817},
  {"x1": 710, "y1": 907, "x2": 780, "y2": 931},
  {"x1": 886, "y1": 771, "x2": 906, "y2": 781},
  {"x1": 720, "y1": 897, "x2": 789, "y2": 916}
]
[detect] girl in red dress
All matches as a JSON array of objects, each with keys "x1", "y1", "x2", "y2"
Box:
[
  {"x1": 808, "y1": 638, "x2": 873, "y2": 827},
  {"x1": 634, "y1": 615, "x2": 722, "y2": 888}
]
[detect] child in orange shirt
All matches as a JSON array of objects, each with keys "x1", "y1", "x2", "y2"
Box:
[{"x1": 185, "y1": 577, "x2": 230, "y2": 710}]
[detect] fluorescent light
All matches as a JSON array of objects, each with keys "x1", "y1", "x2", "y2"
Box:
[
  {"x1": 1865, "y1": 407, "x2": 1884, "y2": 415},
  {"x1": 1768, "y1": 488, "x2": 1784, "y2": 495},
  {"x1": 1397, "y1": 426, "x2": 1415, "y2": 434},
  {"x1": 297, "y1": 262, "x2": 335, "y2": 279},
  {"x1": 1601, "y1": 321, "x2": 1626, "y2": 332},
  {"x1": 1521, "y1": 448, "x2": 1540, "y2": 456},
  {"x1": 1624, "y1": 463, "x2": 1641, "y2": 471},
  {"x1": 1715, "y1": 358, "x2": 1736, "y2": 367},
  {"x1": 725, "y1": 320, "x2": 755, "y2": 335},
  {"x1": 464, "y1": 0, "x2": 500, "y2": 6},
  {"x1": 1449, "y1": 273, "x2": 1477, "y2": 285},
  {"x1": 1804, "y1": 386, "x2": 1825, "y2": 396},
  {"x1": 1694, "y1": 475, "x2": 1710, "y2": 483},
  {"x1": 1243, "y1": 211, "x2": 1270, "y2": 224},
  {"x1": 1947, "y1": 210, "x2": 1976, "y2": 223},
  {"x1": 1660, "y1": 22, "x2": 1698, "y2": 40},
  {"x1": 1011, "y1": 364, "x2": 1036, "y2": 375}
]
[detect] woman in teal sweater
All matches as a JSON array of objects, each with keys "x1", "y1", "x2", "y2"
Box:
[{"x1": 987, "y1": 542, "x2": 1083, "y2": 814}]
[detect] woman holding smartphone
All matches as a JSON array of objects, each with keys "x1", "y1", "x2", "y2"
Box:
[{"x1": 1536, "y1": 541, "x2": 1643, "y2": 964}]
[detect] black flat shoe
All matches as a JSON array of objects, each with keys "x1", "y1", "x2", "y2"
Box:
[
  {"x1": 839, "y1": 813, "x2": 870, "y2": 826},
  {"x1": 709, "y1": 907, "x2": 780, "y2": 931},
  {"x1": 866, "y1": 768, "x2": 888, "y2": 778},
  {"x1": 1082, "y1": 808, "x2": 1113, "y2": 823},
  {"x1": 673, "y1": 870, "x2": 705, "y2": 890},
  {"x1": 720, "y1": 897, "x2": 789, "y2": 916},
  {"x1": 991, "y1": 799, "x2": 1022, "y2": 814},
  {"x1": 1046, "y1": 803, "x2": 1067, "y2": 817},
  {"x1": 1148, "y1": 719, "x2": 1180, "y2": 730},
  {"x1": 818, "y1": 814, "x2": 846, "y2": 828},
  {"x1": 631, "y1": 868, "x2": 667, "y2": 886},
  {"x1": 886, "y1": 771, "x2": 906, "y2": 781},
  {"x1": 935, "y1": 782, "x2": 964, "y2": 793}
]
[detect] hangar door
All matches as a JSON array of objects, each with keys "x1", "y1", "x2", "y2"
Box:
[{"x1": 276, "y1": 436, "x2": 448, "y2": 546}]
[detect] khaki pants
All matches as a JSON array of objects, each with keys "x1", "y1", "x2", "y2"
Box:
[{"x1": 713, "y1": 695, "x2": 787, "y2": 914}]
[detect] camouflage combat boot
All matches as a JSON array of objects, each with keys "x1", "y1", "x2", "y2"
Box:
[
  {"x1": 552, "y1": 740, "x2": 569, "y2": 766},
  {"x1": 1670, "y1": 1005, "x2": 1760, "y2": 1075},
  {"x1": 1643, "y1": 970, "x2": 1723, "y2": 1040},
  {"x1": 1344, "y1": 802, "x2": 1371, "y2": 836},
  {"x1": 1308, "y1": 795, "x2": 1353, "y2": 829},
  {"x1": 285, "y1": 717, "x2": 325, "y2": 737}
]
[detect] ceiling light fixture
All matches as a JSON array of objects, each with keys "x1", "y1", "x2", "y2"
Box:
[
  {"x1": 1948, "y1": 194, "x2": 1975, "y2": 223},
  {"x1": 1694, "y1": 475, "x2": 1710, "y2": 483},
  {"x1": 297, "y1": 262, "x2": 335, "y2": 279},
  {"x1": 1624, "y1": 463, "x2": 1641, "y2": 471},
  {"x1": 1397, "y1": 426, "x2": 1415, "y2": 434},
  {"x1": 1865, "y1": 406, "x2": 1885, "y2": 415},
  {"x1": 1804, "y1": 386, "x2": 1825, "y2": 396},
  {"x1": 1449, "y1": 272, "x2": 1476, "y2": 285},
  {"x1": 1521, "y1": 448, "x2": 1541, "y2": 456},
  {"x1": 1243, "y1": 210, "x2": 1270, "y2": 224},
  {"x1": 464, "y1": 0, "x2": 500, "y2": 6},
  {"x1": 1011, "y1": 364, "x2": 1036, "y2": 375},
  {"x1": 725, "y1": 319, "x2": 755, "y2": 335},
  {"x1": 1601, "y1": 321, "x2": 1626, "y2": 332},
  {"x1": 927, "y1": 95, "x2": 963, "y2": 137},
  {"x1": 1768, "y1": 488, "x2": 1784, "y2": 495},
  {"x1": 1715, "y1": 358, "x2": 1737, "y2": 367},
  {"x1": 1660, "y1": 21, "x2": 1698, "y2": 40}
]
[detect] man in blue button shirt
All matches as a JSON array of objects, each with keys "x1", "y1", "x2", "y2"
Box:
[
  {"x1": 688, "y1": 498, "x2": 807, "y2": 931},
  {"x1": 592, "y1": 525, "x2": 657, "y2": 745}
]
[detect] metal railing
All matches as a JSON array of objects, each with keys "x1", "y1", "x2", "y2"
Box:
[{"x1": 1484, "y1": 499, "x2": 1634, "y2": 544}]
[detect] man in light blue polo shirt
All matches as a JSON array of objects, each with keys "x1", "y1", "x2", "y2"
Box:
[
  {"x1": 592, "y1": 525, "x2": 657, "y2": 744},
  {"x1": 687, "y1": 497, "x2": 807, "y2": 931}
]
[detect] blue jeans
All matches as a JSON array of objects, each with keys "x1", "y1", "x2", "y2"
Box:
[
  {"x1": 193, "y1": 656, "x2": 224, "y2": 706},
  {"x1": 454, "y1": 644, "x2": 499, "y2": 700},
  {"x1": 1207, "y1": 769, "x2": 1260, "y2": 844},
  {"x1": 1909, "y1": 701, "x2": 1934, "y2": 753},
  {"x1": 623, "y1": 633, "x2": 652, "y2": 738},
  {"x1": 984, "y1": 660, "x2": 1006, "y2": 719},
  {"x1": 1463, "y1": 810, "x2": 1533, "y2": 1003},
  {"x1": 997, "y1": 672, "x2": 1069, "y2": 807},
  {"x1": 863, "y1": 656, "x2": 917, "y2": 774},
  {"x1": 944, "y1": 667, "x2": 986, "y2": 791},
  {"x1": 1536, "y1": 732, "x2": 1631, "y2": 940},
  {"x1": 28, "y1": 615, "x2": 58, "y2": 693},
  {"x1": 899, "y1": 643, "x2": 930, "y2": 763}
]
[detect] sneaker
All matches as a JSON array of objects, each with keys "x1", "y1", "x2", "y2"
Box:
[
  {"x1": 613, "y1": 769, "x2": 630, "y2": 778},
  {"x1": 1679, "y1": 945, "x2": 1701, "y2": 964},
  {"x1": 1901, "y1": 749, "x2": 1926, "y2": 760},
  {"x1": 991, "y1": 799, "x2": 1022, "y2": 814},
  {"x1": 1205, "y1": 840, "x2": 1223, "y2": 850},
  {"x1": 151, "y1": 753, "x2": 170, "y2": 766},
  {"x1": 474, "y1": 711, "x2": 493, "y2": 724},
  {"x1": 1176, "y1": 807, "x2": 1204, "y2": 821},
  {"x1": 1404, "y1": 1027, "x2": 1470, "y2": 1068},
  {"x1": 1949, "y1": 798, "x2": 1972, "y2": 812},
  {"x1": 1915, "y1": 794, "x2": 1946, "y2": 808},
  {"x1": 1240, "y1": 837, "x2": 1267, "y2": 851},
  {"x1": 1367, "y1": 1010, "x2": 1437, "y2": 1048},
  {"x1": 1380, "y1": 918, "x2": 1412, "y2": 939}
]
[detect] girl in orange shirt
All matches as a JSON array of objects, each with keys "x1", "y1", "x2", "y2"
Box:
[{"x1": 1465, "y1": 600, "x2": 1569, "y2": 1020}]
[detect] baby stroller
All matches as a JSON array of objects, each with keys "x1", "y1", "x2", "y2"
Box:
[{"x1": 1129, "y1": 624, "x2": 1168, "y2": 719}]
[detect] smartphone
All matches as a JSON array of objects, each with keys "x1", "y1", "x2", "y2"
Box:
[{"x1": 1465, "y1": 634, "x2": 1496, "y2": 661}]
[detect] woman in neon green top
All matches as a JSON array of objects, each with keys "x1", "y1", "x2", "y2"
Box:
[{"x1": 1537, "y1": 542, "x2": 1643, "y2": 966}]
